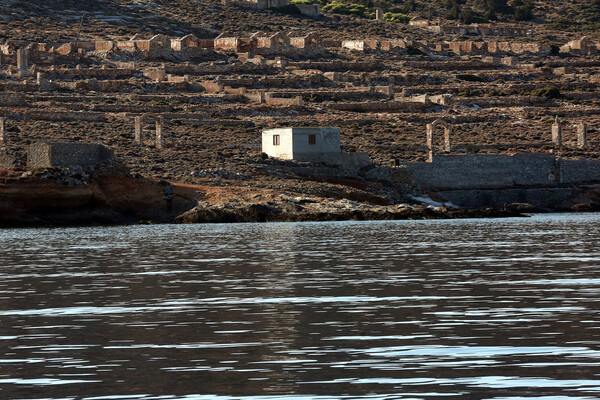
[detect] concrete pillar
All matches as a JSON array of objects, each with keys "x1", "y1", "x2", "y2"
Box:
[
  {"x1": 134, "y1": 116, "x2": 144, "y2": 145},
  {"x1": 0, "y1": 118, "x2": 6, "y2": 143},
  {"x1": 443, "y1": 127, "x2": 451, "y2": 152},
  {"x1": 552, "y1": 116, "x2": 562, "y2": 146},
  {"x1": 426, "y1": 123, "x2": 434, "y2": 162},
  {"x1": 577, "y1": 123, "x2": 588, "y2": 149},
  {"x1": 155, "y1": 117, "x2": 164, "y2": 149},
  {"x1": 16, "y1": 49, "x2": 29, "y2": 76},
  {"x1": 375, "y1": 8, "x2": 384, "y2": 20},
  {"x1": 36, "y1": 72, "x2": 48, "y2": 87}
]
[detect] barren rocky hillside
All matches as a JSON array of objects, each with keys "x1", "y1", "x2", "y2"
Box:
[
  {"x1": 0, "y1": 0, "x2": 599, "y2": 195},
  {"x1": 0, "y1": 0, "x2": 598, "y2": 42}
]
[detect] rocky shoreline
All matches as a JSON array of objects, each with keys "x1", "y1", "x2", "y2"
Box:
[
  {"x1": 0, "y1": 166, "x2": 527, "y2": 228},
  {"x1": 0, "y1": 166, "x2": 192, "y2": 227},
  {"x1": 175, "y1": 198, "x2": 524, "y2": 224}
]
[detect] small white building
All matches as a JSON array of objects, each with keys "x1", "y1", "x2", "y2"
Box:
[{"x1": 262, "y1": 127, "x2": 371, "y2": 167}]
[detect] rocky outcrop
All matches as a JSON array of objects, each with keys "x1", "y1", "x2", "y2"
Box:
[
  {"x1": 0, "y1": 166, "x2": 196, "y2": 227},
  {"x1": 175, "y1": 197, "x2": 522, "y2": 224}
]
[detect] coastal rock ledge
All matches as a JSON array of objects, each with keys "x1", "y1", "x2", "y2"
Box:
[{"x1": 175, "y1": 199, "x2": 522, "y2": 224}]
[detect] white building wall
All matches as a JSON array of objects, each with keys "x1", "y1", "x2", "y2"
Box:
[
  {"x1": 262, "y1": 127, "x2": 369, "y2": 167},
  {"x1": 291, "y1": 127, "x2": 340, "y2": 156},
  {"x1": 262, "y1": 128, "x2": 294, "y2": 159}
]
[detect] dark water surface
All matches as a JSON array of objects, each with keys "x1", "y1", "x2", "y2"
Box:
[{"x1": 2, "y1": 214, "x2": 600, "y2": 400}]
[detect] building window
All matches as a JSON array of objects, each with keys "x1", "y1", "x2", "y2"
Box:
[
  {"x1": 273, "y1": 135, "x2": 280, "y2": 146},
  {"x1": 308, "y1": 134, "x2": 316, "y2": 145}
]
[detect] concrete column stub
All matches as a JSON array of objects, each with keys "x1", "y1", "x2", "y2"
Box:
[
  {"x1": 577, "y1": 123, "x2": 588, "y2": 149},
  {"x1": 426, "y1": 123, "x2": 434, "y2": 162},
  {"x1": 16, "y1": 49, "x2": 29, "y2": 77},
  {"x1": 155, "y1": 116, "x2": 164, "y2": 149},
  {"x1": 37, "y1": 72, "x2": 48, "y2": 88},
  {"x1": 134, "y1": 116, "x2": 144, "y2": 145},
  {"x1": 444, "y1": 127, "x2": 451, "y2": 152},
  {"x1": 0, "y1": 117, "x2": 6, "y2": 143},
  {"x1": 375, "y1": 8, "x2": 384, "y2": 20},
  {"x1": 552, "y1": 116, "x2": 562, "y2": 147}
]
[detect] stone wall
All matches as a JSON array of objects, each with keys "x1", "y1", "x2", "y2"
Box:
[
  {"x1": 22, "y1": 111, "x2": 107, "y2": 122},
  {"x1": 265, "y1": 95, "x2": 303, "y2": 108},
  {"x1": 51, "y1": 68, "x2": 134, "y2": 79},
  {"x1": 442, "y1": 41, "x2": 550, "y2": 55},
  {"x1": 295, "y1": 3, "x2": 320, "y2": 16},
  {"x1": 451, "y1": 96, "x2": 552, "y2": 108},
  {"x1": 398, "y1": 154, "x2": 600, "y2": 192},
  {"x1": 399, "y1": 153, "x2": 557, "y2": 190},
  {"x1": 0, "y1": 147, "x2": 23, "y2": 169},
  {"x1": 27, "y1": 142, "x2": 113, "y2": 169},
  {"x1": 292, "y1": 151, "x2": 371, "y2": 167},
  {"x1": 560, "y1": 159, "x2": 600, "y2": 184},
  {"x1": 287, "y1": 61, "x2": 380, "y2": 71},
  {"x1": 328, "y1": 101, "x2": 426, "y2": 113}
]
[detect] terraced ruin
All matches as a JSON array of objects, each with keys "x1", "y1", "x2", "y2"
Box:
[
  {"x1": 1, "y1": 24, "x2": 599, "y2": 177},
  {"x1": 1, "y1": 0, "x2": 600, "y2": 220}
]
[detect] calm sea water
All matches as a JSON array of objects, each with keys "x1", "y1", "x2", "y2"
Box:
[{"x1": 2, "y1": 214, "x2": 600, "y2": 400}]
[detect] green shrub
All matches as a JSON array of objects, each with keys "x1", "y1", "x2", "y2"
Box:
[
  {"x1": 512, "y1": 0, "x2": 534, "y2": 21},
  {"x1": 547, "y1": 19, "x2": 575, "y2": 31},
  {"x1": 458, "y1": 88, "x2": 474, "y2": 97},
  {"x1": 531, "y1": 86, "x2": 561, "y2": 98},
  {"x1": 323, "y1": 1, "x2": 349, "y2": 14},
  {"x1": 347, "y1": 3, "x2": 370, "y2": 17},
  {"x1": 459, "y1": 8, "x2": 486, "y2": 24},
  {"x1": 322, "y1": 1, "x2": 370, "y2": 18},
  {"x1": 383, "y1": 12, "x2": 411, "y2": 24}
]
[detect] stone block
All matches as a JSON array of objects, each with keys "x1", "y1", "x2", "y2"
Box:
[
  {"x1": 27, "y1": 142, "x2": 113, "y2": 169},
  {"x1": 552, "y1": 117, "x2": 562, "y2": 146},
  {"x1": 16, "y1": 48, "x2": 28, "y2": 75},
  {"x1": 0, "y1": 117, "x2": 5, "y2": 142},
  {"x1": 577, "y1": 123, "x2": 588, "y2": 149},
  {"x1": 134, "y1": 116, "x2": 143, "y2": 145}
]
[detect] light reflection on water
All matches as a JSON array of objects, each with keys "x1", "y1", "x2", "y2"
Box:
[{"x1": 1, "y1": 213, "x2": 600, "y2": 399}]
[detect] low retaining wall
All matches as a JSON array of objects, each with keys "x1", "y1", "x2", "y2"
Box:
[
  {"x1": 0, "y1": 147, "x2": 23, "y2": 169},
  {"x1": 560, "y1": 159, "x2": 600, "y2": 184},
  {"x1": 22, "y1": 111, "x2": 107, "y2": 122},
  {"x1": 265, "y1": 95, "x2": 303, "y2": 108},
  {"x1": 28, "y1": 142, "x2": 113, "y2": 169},
  {"x1": 451, "y1": 96, "x2": 553, "y2": 108},
  {"x1": 398, "y1": 153, "x2": 557, "y2": 190},
  {"x1": 397, "y1": 154, "x2": 600, "y2": 195},
  {"x1": 293, "y1": 151, "x2": 371, "y2": 168},
  {"x1": 328, "y1": 101, "x2": 426, "y2": 113}
]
